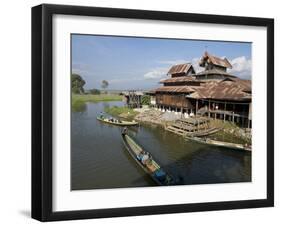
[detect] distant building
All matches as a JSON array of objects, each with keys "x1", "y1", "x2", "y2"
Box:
[
  {"x1": 121, "y1": 91, "x2": 144, "y2": 108},
  {"x1": 148, "y1": 52, "x2": 252, "y2": 128}
]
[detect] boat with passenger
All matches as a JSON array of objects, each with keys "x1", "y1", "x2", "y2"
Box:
[
  {"x1": 97, "y1": 114, "x2": 138, "y2": 126},
  {"x1": 121, "y1": 129, "x2": 175, "y2": 186}
]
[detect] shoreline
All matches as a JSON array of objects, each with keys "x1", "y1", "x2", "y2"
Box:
[{"x1": 105, "y1": 106, "x2": 251, "y2": 147}]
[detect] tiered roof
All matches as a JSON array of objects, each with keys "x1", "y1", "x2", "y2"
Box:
[
  {"x1": 150, "y1": 52, "x2": 251, "y2": 101},
  {"x1": 160, "y1": 76, "x2": 197, "y2": 84},
  {"x1": 167, "y1": 63, "x2": 195, "y2": 76},
  {"x1": 153, "y1": 86, "x2": 196, "y2": 94},
  {"x1": 195, "y1": 69, "x2": 236, "y2": 78},
  {"x1": 188, "y1": 79, "x2": 251, "y2": 101},
  {"x1": 199, "y1": 52, "x2": 232, "y2": 69}
]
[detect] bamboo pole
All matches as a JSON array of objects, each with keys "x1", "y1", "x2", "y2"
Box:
[
  {"x1": 224, "y1": 101, "x2": 226, "y2": 123},
  {"x1": 208, "y1": 100, "x2": 210, "y2": 118},
  {"x1": 196, "y1": 99, "x2": 198, "y2": 118}
]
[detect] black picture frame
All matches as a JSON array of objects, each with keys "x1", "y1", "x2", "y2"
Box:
[{"x1": 32, "y1": 4, "x2": 274, "y2": 222}]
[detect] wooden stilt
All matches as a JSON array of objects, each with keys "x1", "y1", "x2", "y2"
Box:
[
  {"x1": 224, "y1": 101, "x2": 226, "y2": 123},
  {"x1": 208, "y1": 100, "x2": 210, "y2": 118},
  {"x1": 196, "y1": 99, "x2": 198, "y2": 118},
  {"x1": 181, "y1": 107, "x2": 183, "y2": 118}
]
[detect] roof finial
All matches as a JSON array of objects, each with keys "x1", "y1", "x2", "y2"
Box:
[{"x1": 204, "y1": 45, "x2": 208, "y2": 55}]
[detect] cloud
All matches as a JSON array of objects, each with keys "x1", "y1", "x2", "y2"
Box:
[
  {"x1": 158, "y1": 56, "x2": 252, "y2": 79},
  {"x1": 159, "y1": 58, "x2": 204, "y2": 73},
  {"x1": 72, "y1": 62, "x2": 92, "y2": 75},
  {"x1": 143, "y1": 67, "x2": 168, "y2": 80},
  {"x1": 229, "y1": 56, "x2": 252, "y2": 79},
  {"x1": 143, "y1": 57, "x2": 205, "y2": 80},
  {"x1": 143, "y1": 55, "x2": 252, "y2": 81},
  {"x1": 189, "y1": 57, "x2": 203, "y2": 73}
]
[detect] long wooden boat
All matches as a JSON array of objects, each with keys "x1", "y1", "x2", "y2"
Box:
[
  {"x1": 166, "y1": 125, "x2": 221, "y2": 137},
  {"x1": 187, "y1": 127, "x2": 221, "y2": 137},
  {"x1": 185, "y1": 136, "x2": 251, "y2": 152},
  {"x1": 97, "y1": 116, "x2": 138, "y2": 126},
  {"x1": 121, "y1": 133, "x2": 175, "y2": 186}
]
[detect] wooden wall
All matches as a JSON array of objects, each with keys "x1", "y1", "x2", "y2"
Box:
[{"x1": 156, "y1": 93, "x2": 194, "y2": 109}]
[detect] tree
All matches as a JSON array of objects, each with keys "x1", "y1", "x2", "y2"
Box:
[
  {"x1": 71, "y1": 73, "x2": 85, "y2": 94},
  {"x1": 101, "y1": 80, "x2": 109, "y2": 93},
  {"x1": 89, "y1": 88, "x2": 101, "y2": 95}
]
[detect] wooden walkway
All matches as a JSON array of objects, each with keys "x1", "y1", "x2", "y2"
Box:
[
  {"x1": 165, "y1": 117, "x2": 220, "y2": 137},
  {"x1": 166, "y1": 126, "x2": 187, "y2": 136}
]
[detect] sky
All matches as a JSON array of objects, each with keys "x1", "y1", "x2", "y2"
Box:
[{"x1": 72, "y1": 34, "x2": 252, "y2": 90}]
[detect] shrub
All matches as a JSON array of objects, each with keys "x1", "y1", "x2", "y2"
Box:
[
  {"x1": 141, "y1": 95, "x2": 151, "y2": 105},
  {"x1": 89, "y1": 89, "x2": 101, "y2": 95}
]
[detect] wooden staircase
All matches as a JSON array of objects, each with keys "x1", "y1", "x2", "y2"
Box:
[
  {"x1": 165, "y1": 126, "x2": 187, "y2": 136},
  {"x1": 165, "y1": 117, "x2": 221, "y2": 137}
]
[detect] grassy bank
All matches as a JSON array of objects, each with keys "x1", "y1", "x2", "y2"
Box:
[
  {"x1": 72, "y1": 94, "x2": 122, "y2": 106},
  {"x1": 104, "y1": 106, "x2": 139, "y2": 120},
  {"x1": 209, "y1": 120, "x2": 251, "y2": 145},
  {"x1": 135, "y1": 108, "x2": 251, "y2": 145}
]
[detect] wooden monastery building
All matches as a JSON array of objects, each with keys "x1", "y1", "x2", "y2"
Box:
[{"x1": 148, "y1": 52, "x2": 252, "y2": 128}]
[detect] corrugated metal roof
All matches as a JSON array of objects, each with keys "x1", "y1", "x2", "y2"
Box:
[
  {"x1": 167, "y1": 63, "x2": 194, "y2": 75},
  {"x1": 189, "y1": 79, "x2": 251, "y2": 100},
  {"x1": 145, "y1": 90, "x2": 156, "y2": 95},
  {"x1": 219, "y1": 77, "x2": 251, "y2": 92},
  {"x1": 199, "y1": 52, "x2": 232, "y2": 69},
  {"x1": 196, "y1": 69, "x2": 236, "y2": 77},
  {"x1": 121, "y1": 91, "x2": 144, "y2": 96},
  {"x1": 154, "y1": 86, "x2": 196, "y2": 93},
  {"x1": 150, "y1": 78, "x2": 251, "y2": 101},
  {"x1": 160, "y1": 76, "x2": 198, "y2": 83}
]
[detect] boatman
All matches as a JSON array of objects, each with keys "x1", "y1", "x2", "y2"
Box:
[
  {"x1": 122, "y1": 127, "x2": 128, "y2": 135},
  {"x1": 141, "y1": 153, "x2": 149, "y2": 165}
]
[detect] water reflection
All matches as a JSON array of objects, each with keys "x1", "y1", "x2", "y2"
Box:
[
  {"x1": 72, "y1": 102, "x2": 87, "y2": 113},
  {"x1": 71, "y1": 101, "x2": 251, "y2": 190}
]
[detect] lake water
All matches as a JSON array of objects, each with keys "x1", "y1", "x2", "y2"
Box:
[{"x1": 71, "y1": 101, "x2": 251, "y2": 190}]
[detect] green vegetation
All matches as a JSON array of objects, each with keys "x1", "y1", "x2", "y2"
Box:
[
  {"x1": 101, "y1": 80, "x2": 109, "y2": 93},
  {"x1": 88, "y1": 89, "x2": 101, "y2": 95},
  {"x1": 209, "y1": 120, "x2": 251, "y2": 145},
  {"x1": 71, "y1": 73, "x2": 85, "y2": 94},
  {"x1": 72, "y1": 94, "x2": 122, "y2": 108},
  {"x1": 72, "y1": 101, "x2": 87, "y2": 113},
  {"x1": 104, "y1": 106, "x2": 139, "y2": 120},
  {"x1": 141, "y1": 95, "x2": 151, "y2": 105}
]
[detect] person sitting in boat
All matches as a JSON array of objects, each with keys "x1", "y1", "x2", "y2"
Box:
[
  {"x1": 99, "y1": 112, "x2": 104, "y2": 119},
  {"x1": 141, "y1": 153, "x2": 149, "y2": 165},
  {"x1": 137, "y1": 150, "x2": 144, "y2": 161},
  {"x1": 122, "y1": 127, "x2": 128, "y2": 135}
]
